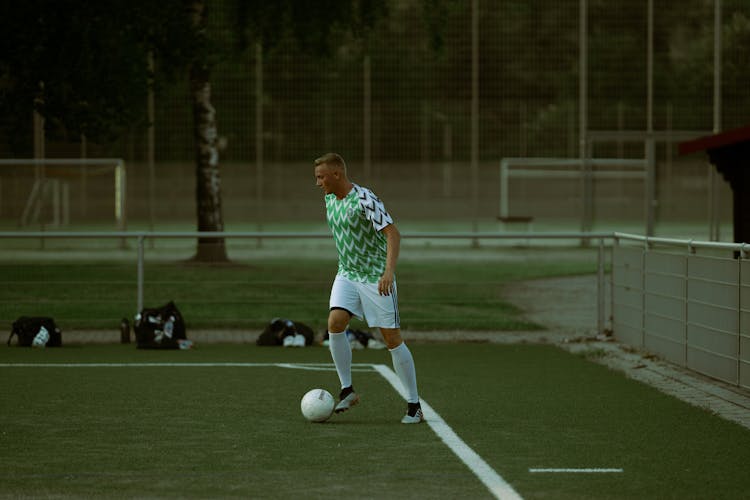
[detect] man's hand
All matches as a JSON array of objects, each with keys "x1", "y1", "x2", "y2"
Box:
[{"x1": 378, "y1": 270, "x2": 395, "y2": 296}]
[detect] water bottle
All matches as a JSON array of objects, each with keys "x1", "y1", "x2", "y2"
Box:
[{"x1": 120, "y1": 318, "x2": 131, "y2": 344}]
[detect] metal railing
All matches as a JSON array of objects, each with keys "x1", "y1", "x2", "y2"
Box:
[
  {"x1": 4, "y1": 229, "x2": 748, "y2": 388},
  {"x1": 0, "y1": 230, "x2": 612, "y2": 334},
  {"x1": 612, "y1": 232, "x2": 749, "y2": 389}
]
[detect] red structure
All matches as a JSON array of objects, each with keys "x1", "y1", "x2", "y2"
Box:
[{"x1": 680, "y1": 125, "x2": 750, "y2": 244}]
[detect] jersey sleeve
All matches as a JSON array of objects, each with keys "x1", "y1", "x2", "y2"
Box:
[{"x1": 357, "y1": 186, "x2": 393, "y2": 232}]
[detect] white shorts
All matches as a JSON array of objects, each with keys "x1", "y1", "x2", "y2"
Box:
[{"x1": 329, "y1": 275, "x2": 400, "y2": 329}]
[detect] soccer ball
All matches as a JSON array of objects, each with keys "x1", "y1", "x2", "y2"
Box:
[{"x1": 300, "y1": 388, "x2": 335, "y2": 422}]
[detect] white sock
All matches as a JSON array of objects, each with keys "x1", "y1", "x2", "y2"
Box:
[
  {"x1": 328, "y1": 331, "x2": 352, "y2": 389},
  {"x1": 390, "y1": 343, "x2": 419, "y2": 404}
]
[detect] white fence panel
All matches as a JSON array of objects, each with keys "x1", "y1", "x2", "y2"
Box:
[
  {"x1": 643, "y1": 252, "x2": 686, "y2": 364},
  {"x1": 740, "y1": 260, "x2": 750, "y2": 390},
  {"x1": 686, "y1": 255, "x2": 739, "y2": 384},
  {"x1": 612, "y1": 245, "x2": 644, "y2": 347}
]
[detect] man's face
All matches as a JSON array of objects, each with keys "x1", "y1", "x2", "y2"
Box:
[{"x1": 314, "y1": 164, "x2": 338, "y2": 194}]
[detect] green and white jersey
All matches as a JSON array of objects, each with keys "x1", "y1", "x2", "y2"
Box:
[{"x1": 325, "y1": 183, "x2": 393, "y2": 283}]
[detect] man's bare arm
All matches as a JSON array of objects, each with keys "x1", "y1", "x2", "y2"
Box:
[{"x1": 379, "y1": 224, "x2": 401, "y2": 296}]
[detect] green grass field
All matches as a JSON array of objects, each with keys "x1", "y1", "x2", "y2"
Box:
[
  {"x1": 2, "y1": 343, "x2": 749, "y2": 499},
  {"x1": 0, "y1": 250, "x2": 597, "y2": 332}
]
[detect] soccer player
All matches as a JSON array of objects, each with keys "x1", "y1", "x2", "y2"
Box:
[{"x1": 314, "y1": 153, "x2": 423, "y2": 424}]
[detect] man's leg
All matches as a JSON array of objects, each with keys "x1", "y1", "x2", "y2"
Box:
[
  {"x1": 328, "y1": 308, "x2": 359, "y2": 412},
  {"x1": 381, "y1": 328, "x2": 423, "y2": 423}
]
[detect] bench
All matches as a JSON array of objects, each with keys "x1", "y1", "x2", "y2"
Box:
[
  {"x1": 496, "y1": 215, "x2": 534, "y2": 232},
  {"x1": 497, "y1": 216, "x2": 534, "y2": 245}
]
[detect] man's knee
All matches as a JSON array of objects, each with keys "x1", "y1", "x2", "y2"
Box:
[
  {"x1": 328, "y1": 308, "x2": 351, "y2": 332},
  {"x1": 380, "y1": 328, "x2": 403, "y2": 350}
]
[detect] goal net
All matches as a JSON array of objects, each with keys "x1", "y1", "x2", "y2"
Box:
[
  {"x1": 498, "y1": 157, "x2": 647, "y2": 227},
  {"x1": 0, "y1": 158, "x2": 126, "y2": 230}
]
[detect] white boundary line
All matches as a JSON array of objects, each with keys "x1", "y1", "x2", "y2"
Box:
[
  {"x1": 0, "y1": 362, "x2": 284, "y2": 367},
  {"x1": 0, "y1": 362, "x2": 371, "y2": 371},
  {"x1": 1, "y1": 362, "x2": 523, "y2": 499},
  {"x1": 529, "y1": 468, "x2": 623, "y2": 474},
  {"x1": 372, "y1": 364, "x2": 523, "y2": 500}
]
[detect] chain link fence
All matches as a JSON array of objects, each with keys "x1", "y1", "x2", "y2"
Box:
[{"x1": 1, "y1": 0, "x2": 748, "y2": 230}]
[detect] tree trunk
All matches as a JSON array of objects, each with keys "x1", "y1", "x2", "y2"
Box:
[{"x1": 189, "y1": 0, "x2": 228, "y2": 262}]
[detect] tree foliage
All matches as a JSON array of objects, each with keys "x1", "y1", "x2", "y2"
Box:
[
  {"x1": 0, "y1": 0, "x2": 195, "y2": 149},
  {"x1": 2, "y1": 0, "x2": 749, "y2": 162}
]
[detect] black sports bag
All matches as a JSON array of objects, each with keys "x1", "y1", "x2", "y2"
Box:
[{"x1": 8, "y1": 317, "x2": 62, "y2": 347}]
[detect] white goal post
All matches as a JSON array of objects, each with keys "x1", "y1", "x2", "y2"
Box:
[
  {"x1": 0, "y1": 158, "x2": 126, "y2": 230},
  {"x1": 498, "y1": 157, "x2": 647, "y2": 220}
]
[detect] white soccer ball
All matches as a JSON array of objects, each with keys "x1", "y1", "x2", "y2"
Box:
[{"x1": 300, "y1": 388, "x2": 335, "y2": 422}]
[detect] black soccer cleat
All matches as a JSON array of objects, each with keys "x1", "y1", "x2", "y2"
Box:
[
  {"x1": 401, "y1": 402, "x2": 424, "y2": 424},
  {"x1": 334, "y1": 386, "x2": 360, "y2": 413}
]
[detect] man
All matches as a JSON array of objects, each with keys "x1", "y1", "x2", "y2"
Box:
[{"x1": 314, "y1": 153, "x2": 423, "y2": 424}]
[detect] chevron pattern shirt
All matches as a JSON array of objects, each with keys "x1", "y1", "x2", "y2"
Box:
[{"x1": 325, "y1": 184, "x2": 393, "y2": 283}]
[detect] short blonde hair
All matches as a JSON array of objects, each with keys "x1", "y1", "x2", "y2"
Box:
[{"x1": 314, "y1": 152, "x2": 346, "y2": 171}]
